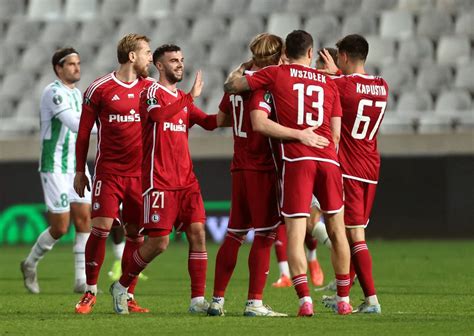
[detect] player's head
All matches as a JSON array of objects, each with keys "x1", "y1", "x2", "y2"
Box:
[
  {"x1": 153, "y1": 44, "x2": 184, "y2": 84},
  {"x1": 52, "y1": 47, "x2": 81, "y2": 84},
  {"x1": 117, "y1": 33, "x2": 152, "y2": 78},
  {"x1": 315, "y1": 47, "x2": 338, "y2": 70},
  {"x1": 249, "y1": 33, "x2": 284, "y2": 69},
  {"x1": 284, "y1": 30, "x2": 314, "y2": 65},
  {"x1": 335, "y1": 34, "x2": 369, "y2": 72}
]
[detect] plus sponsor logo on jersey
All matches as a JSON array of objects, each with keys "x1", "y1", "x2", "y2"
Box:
[
  {"x1": 108, "y1": 109, "x2": 141, "y2": 123},
  {"x1": 163, "y1": 118, "x2": 186, "y2": 132}
]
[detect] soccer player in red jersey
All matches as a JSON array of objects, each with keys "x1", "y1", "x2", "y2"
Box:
[
  {"x1": 224, "y1": 30, "x2": 353, "y2": 316},
  {"x1": 319, "y1": 34, "x2": 389, "y2": 314},
  {"x1": 73, "y1": 33, "x2": 154, "y2": 314},
  {"x1": 110, "y1": 44, "x2": 227, "y2": 315}
]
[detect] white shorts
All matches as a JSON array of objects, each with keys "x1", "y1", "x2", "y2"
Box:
[
  {"x1": 311, "y1": 194, "x2": 321, "y2": 209},
  {"x1": 40, "y1": 169, "x2": 92, "y2": 213}
]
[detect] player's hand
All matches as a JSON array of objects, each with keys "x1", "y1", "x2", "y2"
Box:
[
  {"x1": 319, "y1": 49, "x2": 339, "y2": 75},
  {"x1": 74, "y1": 172, "x2": 90, "y2": 198},
  {"x1": 299, "y1": 126, "x2": 330, "y2": 148},
  {"x1": 240, "y1": 59, "x2": 253, "y2": 72},
  {"x1": 190, "y1": 70, "x2": 203, "y2": 99}
]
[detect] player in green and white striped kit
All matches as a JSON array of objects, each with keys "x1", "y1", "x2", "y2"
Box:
[{"x1": 21, "y1": 48, "x2": 95, "y2": 294}]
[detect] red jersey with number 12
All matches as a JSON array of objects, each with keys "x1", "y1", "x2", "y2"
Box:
[
  {"x1": 332, "y1": 74, "x2": 389, "y2": 183},
  {"x1": 246, "y1": 64, "x2": 342, "y2": 166}
]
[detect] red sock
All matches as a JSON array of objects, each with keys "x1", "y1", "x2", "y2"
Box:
[
  {"x1": 188, "y1": 250, "x2": 208, "y2": 298},
  {"x1": 119, "y1": 249, "x2": 148, "y2": 288},
  {"x1": 274, "y1": 224, "x2": 288, "y2": 262},
  {"x1": 350, "y1": 260, "x2": 357, "y2": 286},
  {"x1": 213, "y1": 232, "x2": 244, "y2": 297},
  {"x1": 351, "y1": 241, "x2": 376, "y2": 297},
  {"x1": 122, "y1": 235, "x2": 144, "y2": 295},
  {"x1": 248, "y1": 231, "x2": 275, "y2": 300},
  {"x1": 85, "y1": 227, "x2": 109, "y2": 285},
  {"x1": 304, "y1": 233, "x2": 317, "y2": 251},
  {"x1": 292, "y1": 274, "x2": 310, "y2": 298},
  {"x1": 336, "y1": 274, "x2": 351, "y2": 297}
]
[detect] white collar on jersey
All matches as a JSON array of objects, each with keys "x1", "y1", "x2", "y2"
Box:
[
  {"x1": 111, "y1": 72, "x2": 139, "y2": 88},
  {"x1": 155, "y1": 82, "x2": 178, "y2": 97}
]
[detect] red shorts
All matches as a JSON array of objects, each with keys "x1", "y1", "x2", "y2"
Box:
[
  {"x1": 91, "y1": 174, "x2": 142, "y2": 226},
  {"x1": 343, "y1": 177, "x2": 377, "y2": 228},
  {"x1": 281, "y1": 160, "x2": 344, "y2": 217},
  {"x1": 228, "y1": 170, "x2": 281, "y2": 233},
  {"x1": 142, "y1": 181, "x2": 206, "y2": 237}
]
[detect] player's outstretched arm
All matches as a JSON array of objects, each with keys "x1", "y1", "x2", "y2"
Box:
[
  {"x1": 223, "y1": 61, "x2": 252, "y2": 93},
  {"x1": 251, "y1": 109, "x2": 330, "y2": 148}
]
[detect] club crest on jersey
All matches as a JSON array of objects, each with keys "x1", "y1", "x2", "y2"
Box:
[
  {"x1": 84, "y1": 97, "x2": 91, "y2": 105},
  {"x1": 264, "y1": 92, "x2": 272, "y2": 104},
  {"x1": 146, "y1": 98, "x2": 157, "y2": 105},
  {"x1": 52, "y1": 94, "x2": 63, "y2": 105},
  {"x1": 109, "y1": 109, "x2": 141, "y2": 123},
  {"x1": 151, "y1": 213, "x2": 160, "y2": 223},
  {"x1": 163, "y1": 118, "x2": 186, "y2": 132},
  {"x1": 93, "y1": 202, "x2": 100, "y2": 210}
]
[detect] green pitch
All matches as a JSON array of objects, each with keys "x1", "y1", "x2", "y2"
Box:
[{"x1": 1, "y1": 240, "x2": 473, "y2": 335}]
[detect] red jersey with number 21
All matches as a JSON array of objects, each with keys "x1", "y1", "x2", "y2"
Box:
[
  {"x1": 332, "y1": 74, "x2": 389, "y2": 183},
  {"x1": 246, "y1": 64, "x2": 342, "y2": 166}
]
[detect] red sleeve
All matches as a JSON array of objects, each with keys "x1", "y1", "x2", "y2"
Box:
[
  {"x1": 148, "y1": 90, "x2": 194, "y2": 122},
  {"x1": 189, "y1": 105, "x2": 218, "y2": 130},
  {"x1": 245, "y1": 66, "x2": 279, "y2": 91},
  {"x1": 248, "y1": 90, "x2": 272, "y2": 115},
  {"x1": 75, "y1": 92, "x2": 99, "y2": 173},
  {"x1": 218, "y1": 93, "x2": 230, "y2": 114},
  {"x1": 331, "y1": 82, "x2": 343, "y2": 118}
]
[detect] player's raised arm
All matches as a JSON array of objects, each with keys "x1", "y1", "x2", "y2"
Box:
[{"x1": 223, "y1": 61, "x2": 252, "y2": 93}]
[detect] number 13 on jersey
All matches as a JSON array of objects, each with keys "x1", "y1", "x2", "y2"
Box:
[{"x1": 293, "y1": 83, "x2": 324, "y2": 127}]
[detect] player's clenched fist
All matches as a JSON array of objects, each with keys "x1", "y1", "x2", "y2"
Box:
[
  {"x1": 189, "y1": 70, "x2": 203, "y2": 99},
  {"x1": 74, "y1": 172, "x2": 90, "y2": 198}
]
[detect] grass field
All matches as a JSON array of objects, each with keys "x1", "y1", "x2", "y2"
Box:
[{"x1": 1, "y1": 240, "x2": 473, "y2": 335}]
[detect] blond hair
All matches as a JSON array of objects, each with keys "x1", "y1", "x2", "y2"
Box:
[
  {"x1": 249, "y1": 33, "x2": 283, "y2": 68},
  {"x1": 117, "y1": 33, "x2": 150, "y2": 64}
]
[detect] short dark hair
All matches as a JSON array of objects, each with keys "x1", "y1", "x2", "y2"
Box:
[
  {"x1": 285, "y1": 30, "x2": 313, "y2": 60},
  {"x1": 316, "y1": 47, "x2": 338, "y2": 65},
  {"x1": 52, "y1": 47, "x2": 79, "y2": 76},
  {"x1": 153, "y1": 44, "x2": 181, "y2": 64},
  {"x1": 336, "y1": 34, "x2": 369, "y2": 61}
]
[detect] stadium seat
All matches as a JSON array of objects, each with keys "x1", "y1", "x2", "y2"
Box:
[
  {"x1": 286, "y1": 0, "x2": 323, "y2": 14},
  {"x1": 304, "y1": 15, "x2": 341, "y2": 46},
  {"x1": 33, "y1": 70, "x2": 57, "y2": 98},
  {"x1": 27, "y1": 0, "x2": 62, "y2": 20},
  {"x1": 455, "y1": 114, "x2": 474, "y2": 132},
  {"x1": 211, "y1": 0, "x2": 248, "y2": 15},
  {"x1": 19, "y1": 43, "x2": 55, "y2": 73},
  {"x1": 0, "y1": 43, "x2": 19, "y2": 72},
  {"x1": 437, "y1": 35, "x2": 471, "y2": 65},
  {"x1": 417, "y1": 115, "x2": 454, "y2": 133},
  {"x1": 175, "y1": 39, "x2": 208, "y2": 69},
  {"x1": 341, "y1": 13, "x2": 377, "y2": 36},
  {"x1": 204, "y1": 89, "x2": 226, "y2": 114},
  {"x1": 115, "y1": 17, "x2": 153, "y2": 40},
  {"x1": 77, "y1": 69, "x2": 104, "y2": 93},
  {"x1": 416, "y1": 63, "x2": 453, "y2": 93},
  {"x1": 417, "y1": 11, "x2": 453, "y2": 39},
  {"x1": 397, "y1": 90, "x2": 434, "y2": 114},
  {"x1": 190, "y1": 16, "x2": 227, "y2": 43},
  {"x1": 64, "y1": 0, "x2": 97, "y2": 20},
  {"x1": 208, "y1": 39, "x2": 247, "y2": 70},
  {"x1": 361, "y1": 0, "x2": 398, "y2": 12},
  {"x1": 0, "y1": 97, "x2": 40, "y2": 135},
  {"x1": 380, "y1": 10, "x2": 414, "y2": 38},
  {"x1": 70, "y1": 42, "x2": 95, "y2": 67},
  {"x1": 435, "y1": 89, "x2": 472, "y2": 113},
  {"x1": 137, "y1": 0, "x2": 173, "y2": 18},
  {"x1": 365, "y1": 36, "x2": 396, "y2": 66},
  {"x1": 228, "y1": 15, "x2": 265, "y2": 42},
  {"x1": 15, "y1": 97, "x2": 39, "y2": 119},
  {"x1": 40, "y1": 21, "x2": 78, "y2": 45},
  {"x1": 94, "y1": 44, "x2": 118, "y2": 74},
  {"x1": 100, "y1": 0, "x2": 135, "y2": 18},
  {"x1": 175, "y1": 0, "x2": 211, "y2": 16},
  {"x1": 267, "y1": 13, "x2": 302, "y2": 38},
  {"x1": 397, "y1": 0, "x2": 436, "y2": 11},
  {"x1": 151, "y1": 17, "x2": 189, "y2": 45},
  {"x1": 323, "y1": 0, "x2": 362, "y2": 14},
  {"x1": 0, "y1": 95, "x2": 15, "y2": 119},
  {"x1": 199, "y1": 67, "x2": 225, "y2": 92},
  {"x1": 77, "y1": 19, "x2": 115, "y2": 45},
  {"x1": 0, "y1": 72, "x2": 35, "y2": 100},
  {"x1": 436, "y1": 0, "x2": 474, "y2": 13},
  {"x1": 454, "y1": 63, "x2": 474, "y2": 92},
  {"x1": 0, "y1": 0, "x2": 26, "y2": 17},
  {"x1": 248, "y1": 0, "x2": 286, "y2": 15},
  {"x1": 397, "y1": 37, "x2": 435, "y2": 65},
  {"x1": 379, "y1": 113, "x2": 416, "y2": 134},
  {"x1": 4, "y1": 19, "x2": 42, "y2": 47},
  {"x1": 455, "y1": 11, "x2": 474, "y2": 36},
  {"x1": 379, "y1": 64, "x2": 415, "y2": 94}
]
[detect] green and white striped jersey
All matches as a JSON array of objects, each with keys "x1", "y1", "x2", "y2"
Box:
[{"x1": 39, "y1": 80, "x2": 82, "y2": 173}]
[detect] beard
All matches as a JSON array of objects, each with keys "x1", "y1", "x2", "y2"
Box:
[
  {"x1": 164, "y1": 67, "x2": 183, "y2": 84},
  {"x1": 65, "y1": 72, "x2": 80, "y2": 84},
  {"x1": 134, "y1": 63, "x2": 149, "y2": 78}
]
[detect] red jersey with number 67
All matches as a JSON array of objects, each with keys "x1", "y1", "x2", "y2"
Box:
[
  {"x1": 246, "y1": 64, "x2": 342, "y2": 166},
  {"x1": 332, "y1": 74, "x2": 389, "y2": 183}
]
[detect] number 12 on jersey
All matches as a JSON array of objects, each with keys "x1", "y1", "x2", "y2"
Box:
[
  {"x1": 230, "y1": 94, "x2": 247, "y2": 138},
  {"x1": 351, "y1": 99, "x2": 387, "y2": 140}
]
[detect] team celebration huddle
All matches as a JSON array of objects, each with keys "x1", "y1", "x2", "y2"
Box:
[{"x1": 20, "y1": 28, "x2": 388, "y2": 318}]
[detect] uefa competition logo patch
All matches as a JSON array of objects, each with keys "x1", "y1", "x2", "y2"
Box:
[
  {"x1": 52, "y1": 94, "x2": 63, "y2": 105},
  {"x1": 264, "y1": 92, "x2": 272, "y2": 104},
  {"x1": 147, "y1": 98, "x2": 157, "y2": 105},
  {"x1": 151, "y1": 213, "x2": 160, "y2": 223},
  {"x1": 84, "y1": 97, "x2": 91, "y2": 105},
  {"x1": 93, "y1": 202, "x2": 100, "y2": 210}
]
